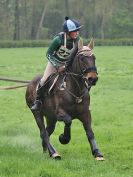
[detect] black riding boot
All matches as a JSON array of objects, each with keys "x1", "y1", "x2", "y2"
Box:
[{"x1": 31, "y1": 83, "x2": 44, "y2": 111}]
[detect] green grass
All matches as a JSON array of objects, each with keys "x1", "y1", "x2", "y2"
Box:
[{"x1": 0, "y1": 47, "x2": 133, "y2": 177}]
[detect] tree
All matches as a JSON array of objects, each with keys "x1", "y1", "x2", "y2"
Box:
[
  {"x1": 0, "y1": 0, "x2": 133, "y2": 40},
  {"x1": 64, "y1": 0, "x2": 70, "y2": 16},
  {"x1": 14, "y1": 0, "x2": 20, "y2": 40},
  {"x1": 36, "y1": 1, "x2": 48, "y2": 39}
]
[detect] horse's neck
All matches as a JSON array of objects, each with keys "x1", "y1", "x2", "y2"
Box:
[
  {"x1": 66, "y1": 55, "x2": 86, "y2": 93},
  {"x1": 67, "y1": 72, "x2": 86, "y2": 96}
]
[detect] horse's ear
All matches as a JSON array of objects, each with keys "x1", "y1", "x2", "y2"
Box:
[
  {"x1": 78, "y1": 38, "x2": 83, "y2": 51},
  {"x1": 88, "y1": 38, "x2": 94, "y2": 49}
]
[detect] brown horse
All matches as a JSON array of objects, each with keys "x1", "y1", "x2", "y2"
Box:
[{"x1": 25, "y1": 39, "x2": 104, "y2": 161}]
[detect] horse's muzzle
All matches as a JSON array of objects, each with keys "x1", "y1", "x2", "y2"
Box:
[{"x1": 84, "y1": 72, "x2": 98, "y2": 88}]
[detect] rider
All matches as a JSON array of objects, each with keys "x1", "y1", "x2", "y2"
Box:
[{"x1": 31, "y1": 16, "x2": 83, "y2": 111}]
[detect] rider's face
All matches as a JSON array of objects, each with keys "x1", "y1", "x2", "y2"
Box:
[{"x1": 69, "y1": 31, "x2": 79, "y2": 39}]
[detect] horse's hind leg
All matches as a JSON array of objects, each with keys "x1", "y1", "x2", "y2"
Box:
[{"x1": 80, "y1": 110, "x2": 104, "y2": 161}]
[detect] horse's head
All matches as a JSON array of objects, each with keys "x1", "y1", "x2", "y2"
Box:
[{"x1": 72, "y1": 39, "x2": 98, "y2": 88}]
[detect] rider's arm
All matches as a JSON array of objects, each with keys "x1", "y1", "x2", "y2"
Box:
[{"x1": 46, "y1": 36, "x2": 62, "y2": 69}]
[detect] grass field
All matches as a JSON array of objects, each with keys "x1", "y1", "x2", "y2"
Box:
[{"x1": 0, "y1": 46, "x2": 133, "y2": 177}]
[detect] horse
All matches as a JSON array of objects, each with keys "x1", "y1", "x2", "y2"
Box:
[{"x1": 25, "y1": 39, "x2": 104, "y2": 161}]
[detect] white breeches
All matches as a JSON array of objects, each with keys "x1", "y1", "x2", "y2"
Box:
[{"x1": 40, "y1": 62, "x2": 57, "y2": 86}]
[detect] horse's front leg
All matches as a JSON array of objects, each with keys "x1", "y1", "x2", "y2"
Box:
[
  {"x1": 57, "y1": 109, "x2": 72, "y2": 144},
  {"x1": 59, "y1": 121, "x2": 72, "y2": 144},
  {"x1": 32, "y1": 111, "x2": 61, "y2": 159},
  {"x1": 80, "y1": 110, "x2": 104, "y2": 161},
  {"x1": 32, "y1": 110, "x2": 49, "y2": 152},
  {"x1": 46, "y1": 118, "x2": 61, "y2": 159}
]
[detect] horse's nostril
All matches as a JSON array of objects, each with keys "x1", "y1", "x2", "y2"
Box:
[{"x1": 88, "y1": 77, "x2": 98, "y2": 85}]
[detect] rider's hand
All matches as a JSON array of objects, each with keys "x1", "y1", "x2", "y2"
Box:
[{"x1": 57, "y1": 65, "x2": 66, "y2": 73}]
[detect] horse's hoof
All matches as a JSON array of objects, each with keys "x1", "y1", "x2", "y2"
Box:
[
  {"x1": 59, "y1": 134, "x2": 70, "y2": 144},
  {"x1": 95, "y1": 156, "x2": 105, "y2": 161},
  {"x1": 93, "y1": 149, "x2": 104, "y2": 161},
  {"x1": 51, "y1": 152, "x2": 61, "y2": 160},
  {"x1": 43, "y1": 149, "x2": 47, "y2": 153}
]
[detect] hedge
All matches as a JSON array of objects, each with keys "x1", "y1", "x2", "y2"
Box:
[
  {"x1": 0, "y1": 40, "x2": 50, "y2": 48},
  {"x1": 93, "y1": 38, "x2": 133, "y2": 46},
  {"x1": 0, "y1": 38, "x2": 133, "y2": 48}
]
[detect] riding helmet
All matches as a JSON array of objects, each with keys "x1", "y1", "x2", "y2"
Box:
[{"x1": 63, "y1": 17, "x2": 83, "y2": 32}]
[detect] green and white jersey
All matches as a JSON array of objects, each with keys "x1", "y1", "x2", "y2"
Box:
[{"x1": 46, "y1": 32, "x2": 79, "y2": 68}]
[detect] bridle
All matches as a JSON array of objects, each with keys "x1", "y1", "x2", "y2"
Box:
[
  {"x1": 76, "y1": 49, "x2": 97, "y2": 76},
  {"x1": 62, "y1": 48, "x2": 98, "y2": 103}
]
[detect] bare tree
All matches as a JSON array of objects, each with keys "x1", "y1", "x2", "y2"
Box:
[
  {"x1": 14, "y1": 0, "x2": 20, "y2": 40},
  {"x1": 24, "y1": 0, "x2": 29, "y2": 39},
  {"x1": 65, "y1": 0, "x2": 69, "y2": 16},
  {"x1": 36, "y1": 1, "x2": 48, "y2": 40}
]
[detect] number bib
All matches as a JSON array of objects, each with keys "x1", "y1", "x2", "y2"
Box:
[{"x1": 56, "y1": 45, "x2": 73, "y2": 60}]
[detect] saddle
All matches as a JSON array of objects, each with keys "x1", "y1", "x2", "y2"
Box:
[{"x1": 43, "y1": 73, "x2": 67, "y2": 96}]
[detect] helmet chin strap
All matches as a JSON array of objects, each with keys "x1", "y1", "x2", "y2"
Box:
[
  {"x1": 65, "y1": 33, "x2": 75, "y2": 47},
  {"x1": 66, "y1": 33, "x2": 72, "y2": 39}
]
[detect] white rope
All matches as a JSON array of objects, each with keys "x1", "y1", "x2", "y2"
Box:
[{"x1": 0, "y1": 84, "x2": 28, "y2": 90}]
